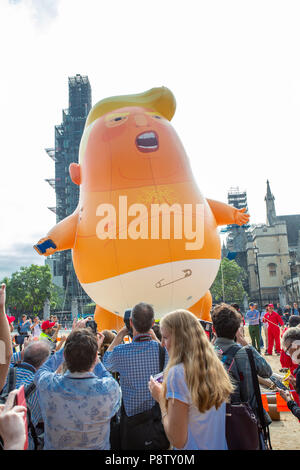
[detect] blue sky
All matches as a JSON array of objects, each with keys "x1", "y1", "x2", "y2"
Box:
[{"x1": 1, "y1": 0, "x2": 300, "y2": 279}]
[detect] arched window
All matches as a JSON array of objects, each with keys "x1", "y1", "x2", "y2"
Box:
[{"x1": 268, "y1": 263, "x2": 277, "y2": 277}]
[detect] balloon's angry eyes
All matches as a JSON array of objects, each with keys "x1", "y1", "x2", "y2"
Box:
[
  {"x1": 105, "y1": 113, "x2": 129, "y2": 127},
  {"x1": 136, "y1": 131, "x2": 159, "y2": 153}
]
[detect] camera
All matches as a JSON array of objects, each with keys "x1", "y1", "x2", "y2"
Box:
[
  {"x1": 199, "y1": 320, "x2": 214, "y2": 342},
  {"x1": 123, "y1": 309, "x2": 133, "y2": 338},
  {"x1": 85, "y1": 320, "x2": 98, "y2": 334}
]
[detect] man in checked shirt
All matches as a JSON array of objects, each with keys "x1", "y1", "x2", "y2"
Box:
[{"x1": 103, "y1": 302, "x2": 168, "y2": 420}]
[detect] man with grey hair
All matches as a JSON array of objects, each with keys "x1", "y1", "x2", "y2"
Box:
[
  {"x1": 23, "y1": 341, "x2": 51, "y2": 370},
  {"x1": 277, "y1": 327, "x2": 300, "y2": 420},
  {"x1": 2, "y1": 339, "x2": 51, "y2": 394}
]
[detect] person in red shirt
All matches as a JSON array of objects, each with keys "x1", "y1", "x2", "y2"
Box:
[
  {"x1": 263, "y1": 304, "x2": 284, "y2": 355},
  {"x1": 6, "y1": 314, "x2": 15, "y2": 333}
]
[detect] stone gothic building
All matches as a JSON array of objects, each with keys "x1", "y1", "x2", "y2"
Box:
[{"x1": 246, "y1": 181, "x2": 300, "y2": 308}]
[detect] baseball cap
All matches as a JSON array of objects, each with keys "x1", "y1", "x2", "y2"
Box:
[
  {"x1": 268, "y1": 304, "x2": 274, "y2": 308},
  {"x1": 6, "y1": 315, "x2": 15, "y2": 324},
  {"x1": 41, "y1": 320, "x2": 55, "y2": 330},
  {"x1": 249, "y1": 302, "x2": 254, "y2": 307}
]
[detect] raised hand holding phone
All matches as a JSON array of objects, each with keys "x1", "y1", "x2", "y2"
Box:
[
  {"x1": 148, "y1": 375, "x2": 163, "y2": 403},
  {"x1": 0, "y1": 389, "x2": 27, "y2": 450},
  {"x1": 152, "y1": 372, "x2": 164, "y2": 384},
  {"x1": 14, "y1": 385, "x2": 28, "y2": 450}
]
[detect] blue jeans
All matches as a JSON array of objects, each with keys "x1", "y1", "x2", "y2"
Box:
[{"x1": 259, "y1": 322, "x2": 264, "y2": 348}]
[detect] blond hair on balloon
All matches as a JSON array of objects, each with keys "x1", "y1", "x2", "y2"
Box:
[{"x1": 85, "y1": 86, "x2": 176, "y2": 129}]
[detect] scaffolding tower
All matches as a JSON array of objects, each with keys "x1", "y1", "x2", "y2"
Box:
[
  {"x1": 45, "y1": 74, "x2": 92, "y2": 311},
  {"x1": 224, "y1": 186, "x2": 250, "y2": 261}
]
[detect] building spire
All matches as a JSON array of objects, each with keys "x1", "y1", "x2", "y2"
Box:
[
  {"x1": 265, "y1": 180, "x2": 276, "y2": 226},
  {"x1": 266, "y1": 180, "x2": 273, "y2": 199}
]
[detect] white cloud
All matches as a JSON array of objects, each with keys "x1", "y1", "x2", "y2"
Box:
[
  {"x1": 8, "y1": 0, "x2": 59, "y2": 26},
  {"x1": 0, "y1": 242, "x2": 45, "y2": 280}
]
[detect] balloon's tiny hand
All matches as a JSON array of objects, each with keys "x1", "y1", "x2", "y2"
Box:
[
  {"x1": 34, "y1": 237, "x2": 57, "y2": 257},
  {"x1": 234, "y1": 208, "x2": 250, "y2": 226}
]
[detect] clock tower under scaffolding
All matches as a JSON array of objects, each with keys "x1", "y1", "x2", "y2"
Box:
[{"x1": 45, "y1": 74, "x2": 92, "y2": 312}]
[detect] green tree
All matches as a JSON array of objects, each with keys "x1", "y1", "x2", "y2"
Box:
[
  {"x1": 210, "y1": 258, "x2": 247, "y2": 305},
  {"x1": 1, "y1": 264, "x2": 58, "y2": 316},
  {"x1": 50, "y1": 283, "x2": 66, "y2": 312}
]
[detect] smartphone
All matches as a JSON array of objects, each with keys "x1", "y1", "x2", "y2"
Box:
[
  {"x1": 86, "y1": 320, "x2": 98, "y2": 334},
  {"x1": 269, "y1": 375, "x2": 289, "y2": 391},
  {"x1": 33, "y1": 239, "x2": 57, "y2": 255},
  {"x1": 199, "y1": 320, "x2": 214, "y2": 341},
  {"x1": 14, "y1": 385, "x2": 28, "y2": 450},
  {"x1": 152, "y1": 372, "x2": 164, "y2": 384}
]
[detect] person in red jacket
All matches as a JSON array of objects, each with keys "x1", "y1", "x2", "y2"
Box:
[{"x1": 263, "y1": 304, "x2": 284, "y2": 355}]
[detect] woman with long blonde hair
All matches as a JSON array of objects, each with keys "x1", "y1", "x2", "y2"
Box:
[{"x1": 148, "y1": 309, "x2": 233, "y2": 450}]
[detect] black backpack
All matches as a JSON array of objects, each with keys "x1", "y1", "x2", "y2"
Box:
[
  {"x1": 217, "y1": 343, "x2": 243, "y2": 404},
  {"x1": 217, "y1": 344, "x2": 272, "y2": 450}
]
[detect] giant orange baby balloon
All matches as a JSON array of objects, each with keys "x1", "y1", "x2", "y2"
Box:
[{"x1": 34, "y1": 87, "x2": 249, "y2": 330}]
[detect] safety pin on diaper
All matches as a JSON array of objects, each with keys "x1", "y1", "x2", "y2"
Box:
[{"x1": 155, "y1": 269, "x2": 192, "y2": 288}]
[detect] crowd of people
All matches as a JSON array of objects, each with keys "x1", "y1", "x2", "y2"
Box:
[
  {"x1": 0, "y1": 282, "x2": 299, "y2": 451},
  {"x1": 10, "y1": 314, "x2": 72, "y2": 348}
]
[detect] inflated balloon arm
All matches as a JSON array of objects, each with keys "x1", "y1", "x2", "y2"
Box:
[
  {"x1": 207, "y1": 199, "x2": 250, "y2": 227},
  {"x1": 33, "y1": 209, "x2": 79, "y2": 257},
  {"x1": 69, "y1": 163, "x2": 81, "y2": 185}
]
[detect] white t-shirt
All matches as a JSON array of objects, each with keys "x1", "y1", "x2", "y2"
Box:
[
  {"x1": 32, "y1": 323, "x2": 42, "y2": 338},
  {"x1": 166, "y1": 363, "x2": 228, "y2": 450}
]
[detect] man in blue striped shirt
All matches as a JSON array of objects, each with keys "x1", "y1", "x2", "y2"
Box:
[{"x1": 103, "y1": 303, "x2": 168, "y2": 418}]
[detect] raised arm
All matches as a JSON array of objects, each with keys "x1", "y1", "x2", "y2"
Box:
[
  {"x1": 207, "y1": 199, "x2": 250, "y2": 227},
  {"x1": 34, "y1": 208, "x2": 79, "y2": 257},
  {"x1": 0, "y1": 284, "x2": 13, "y2": 391}
]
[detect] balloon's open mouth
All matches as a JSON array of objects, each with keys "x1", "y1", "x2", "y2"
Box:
[{"x1": 136, "y1": 131, "x2": 159, "y2": 153}]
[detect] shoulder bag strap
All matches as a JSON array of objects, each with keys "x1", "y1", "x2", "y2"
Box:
[
  {"x1": 8, "y1": 367, "x2": 17, "y2": 393},
  {"x1": 245, "y1": 346, "x2": 272, "y2": 449},
  {"x1": 26, "y1": 404, "x2": 39, "y2": 450},
  {"x1": 158, "y1": 344, "x2": 165, "y2": 372},
  {"x1": 24, "y1": 382, "x2": 36, "y2": 399},
  {"x1": 24, "y1": 383, "x2": 40, "y2": 450}
]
